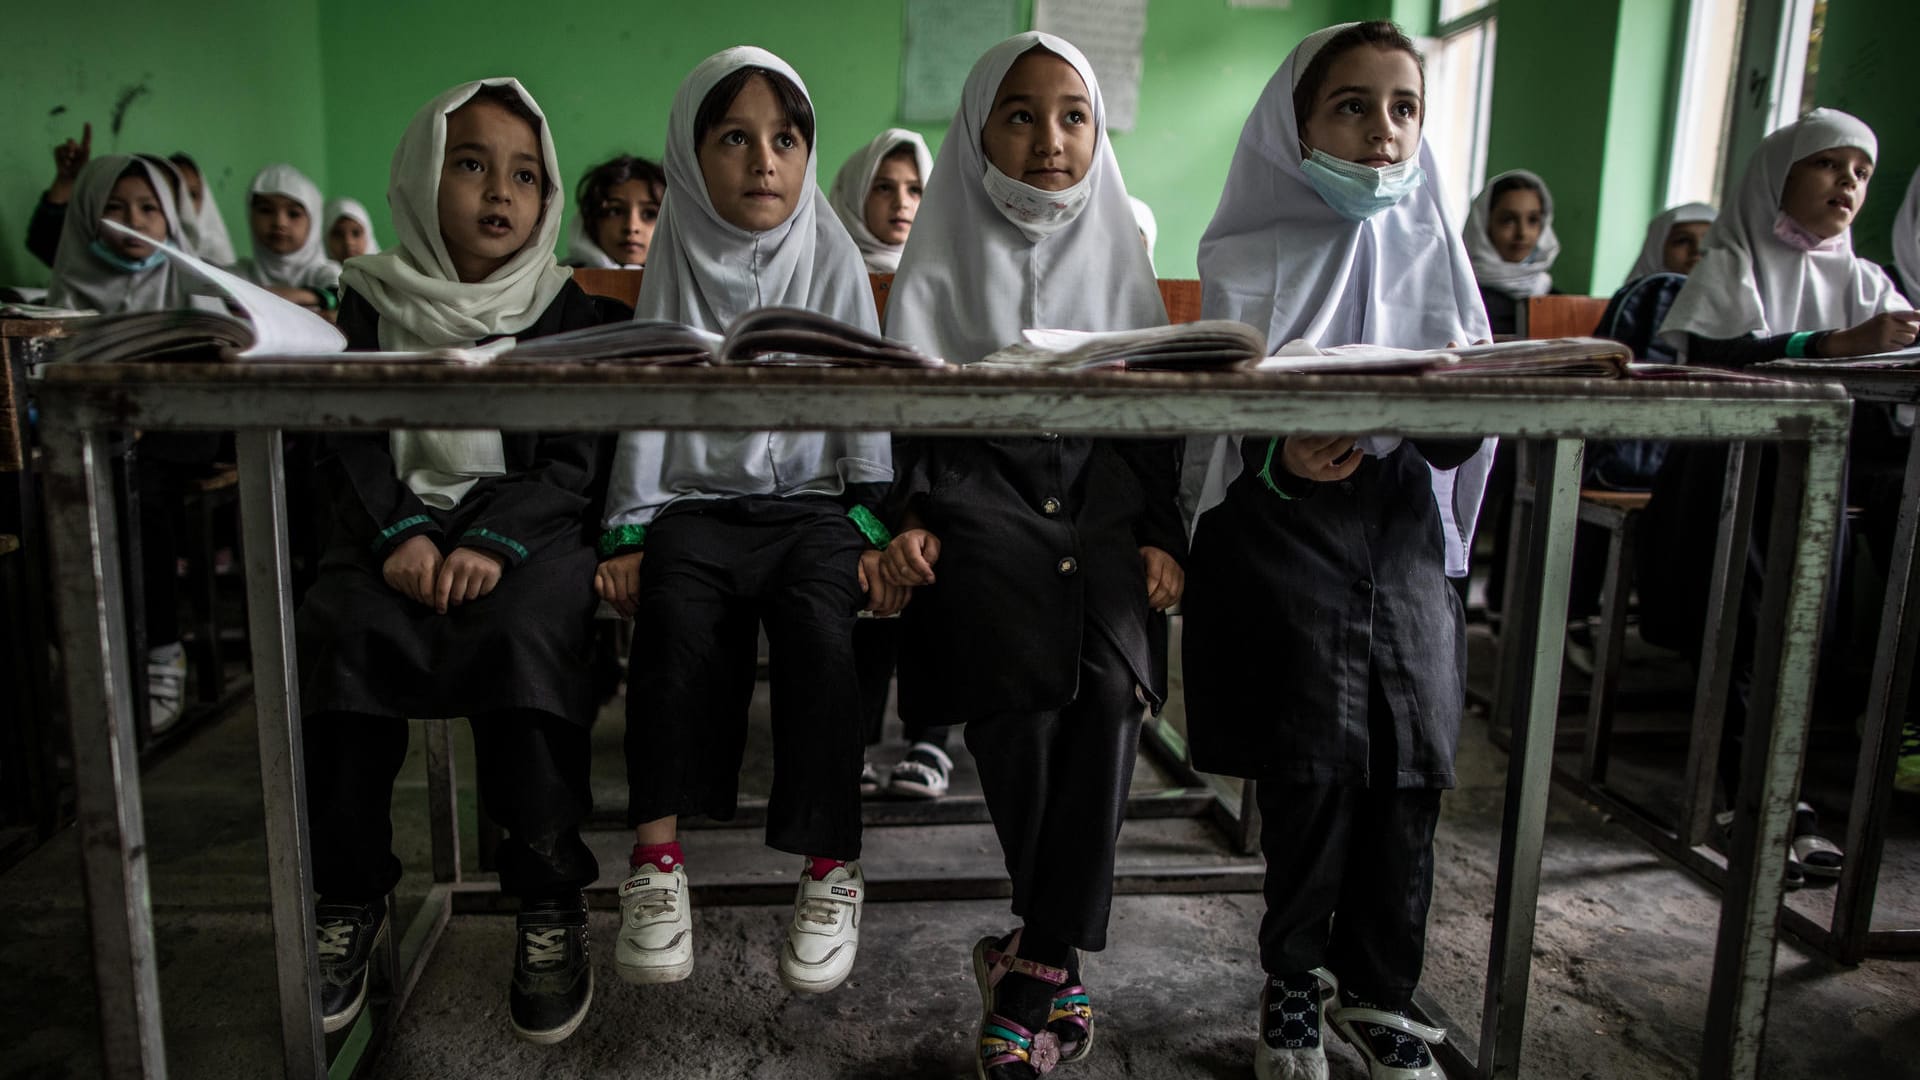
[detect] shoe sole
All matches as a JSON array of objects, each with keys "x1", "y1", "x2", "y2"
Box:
[
  {"x1": 613, "y1": 941, "x2": 694, "y2": 986},
  {"x1": 888, "y1": 780, "x2": 946, "y2": 800},
  {"x1": 321, "y1": 920, "x2": 388, "y2": 1035},
  {"x1": 778, "y1": 946, "x2": 855, "y2": 994},
  {"x1": 510, "y1": 969, "x2": 594, "y2": 1045}
]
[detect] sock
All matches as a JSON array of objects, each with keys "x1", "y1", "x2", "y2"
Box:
[
  {"x1": 1263, "y1": 972, "x2": 1324, "y2": 1050},
  {"x1": 805, "y1": 856, "x2": 846, "y2": 880},
  {"x1": 632, "y1": 841, "x2": 684, "y2": 872},
  {"x1": 1339, "y1": 988, "x2": 1431, "y2": 1067},
  {"x1": 990, "y1": 928, "x2": 1073, "y2": 1034}
]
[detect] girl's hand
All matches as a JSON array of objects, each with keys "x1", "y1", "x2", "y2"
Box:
[
  {"x1": 595, "y1": 552, "x2": 644, "y2": 618},
  {"x1": 1281, "y1": 435, "x2": 1363, "y2": 482},
  {"x1": 1140, "y1": 546, "x2": 1184, "y2": 611},
  {"x1": 859, "y1": 550, "x2": 909, "y2": 616},
  {"x1": 1822, "y1": 311, "x2": 1920, "y2": 358},
  {"x1": 434, "y1": 547, "x2": 503, "y2": 614},
  {"x1": 51, "y1": 123, "x2": 91, "y2": 202},
  {"x1": 882, "y1": 528, "x2": 942, "y2": 587},
  {"x1": 381, "y1": 534, "x2": 442, "y2": 606}
]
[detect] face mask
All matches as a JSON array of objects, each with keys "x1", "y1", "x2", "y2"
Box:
[
  {"x1": 89, "y1": 238, "x2": 167, "y2": 273},
  {"x1": 982, "y1": 162, "x2": 1093, "y2": 242},
  {"x1": 1771, "y1": 210, "x2": 1847, "y2": 253},
  {"x1": 1299, "y1": 148, "x2": 1426, "y2": 222}
]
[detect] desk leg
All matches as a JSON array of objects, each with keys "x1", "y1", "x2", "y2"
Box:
[
  {"x1": 1701, "y1": 434, "x2": 1844, "y2": 1079},
  {"x1": 42, "y1": 424, "x2": 166, "y2": 1077},
  {"x1": 236, "y1": 431, "x2": 325, "y2": 1078},
  {"x1": 1681, "y1": 443, "x2": 1759, "y2": 848},
  {"x1": 1481, "y1": 437, "x2": 1581, "y2": 1079},
  {"x1": 1831, "y1": 429, "x2": 1920, "y2": 962}
]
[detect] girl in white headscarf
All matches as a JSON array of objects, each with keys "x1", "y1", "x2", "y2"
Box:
[
  {"x1": 1183, "y1": 22, "x2": 1487, "y2": 1080},
  {"x1": 322, "y1": 196, "x2": 381, "y2": 261},
  {"x1": 1626, "y1": 202, "x2": 1717, "y2": 283},
  {"x1": 1897, "y1": 167, "x2": 1920, "y2": 300},
  {"x1": 878, "y1": 32, "x2": 1185, "y2": 1079},
  {"x1": 564, "y1": 154, "x2": 665, "y2": 268},
  {"x1": 827, "y1": 128, "x2": 932, "y2": 273},
  {"x1": 303, "y1": 77, "x2": 625, "y2": 1046},
  {"x1": 47, "y1": 154, "x2": 185, "y2": 313},
  {"x1": 1465, "y1": 169, "x2": 1559, "y2": 334},
  {"x1": 168, "y1": 152, "x2": 239, "y2": 266},
  {"x1": 593, "y1": 47, "x2": 900, "y2": 1001},
  {"x1": 232, "y1": 164, "x2": 342, "y2": 311}
]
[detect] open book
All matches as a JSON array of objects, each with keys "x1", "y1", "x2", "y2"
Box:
[
  {"x1": 1258, "y1": 337, "x2": 1632, "y2": 377},
  {"x1": 978, "y1": 320, "x2": 1268, "y2": 371},
  {"x1": 500, "y1": 307, "x2": 942, "y2": 368}
]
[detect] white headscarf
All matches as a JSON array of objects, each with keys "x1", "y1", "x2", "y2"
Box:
[
  {"x1": 1129, "y1": 195, "x2": 1158, "y2": 267},
  {"x1": 1660, "y1": 108, "x2": 1909, "y2": 350},
  {"x1": 887, "y1": 32, "x2": 1164, "y2": 364},
  {"x1": 235, "y1": 164, "x2": 341, "y2": 291},
  {"x1": 47, "y1": 154, "x2": 186, "y2": 314},
  {"x1": 342, "y1": 78, "x2": 575, "y2": 509},
  {"x1": 322, "y1": 196, "x2": 381, "y2": 256},
  {"x1": 1893, "y1": 165, "x2": 1920, "y2": 299},
  {"x1": 173, "y1": 158, "x2": 237, "y2": 266},
  {"x1": 1465, "y1": 169, "x2": 1560, "y2": 299},
  {"x1": 1188, "y1": 22, "x2": 1495, "y2": 578},
  {"x1": 828, "y1": 128, "x2": 933, "y2": 273},
  {"x1": 604, "y1": 47, "x2": 889, "y2": 530},
  {"x1": 1627, "y1": 202, "x2": 1717, "y2": 283}
]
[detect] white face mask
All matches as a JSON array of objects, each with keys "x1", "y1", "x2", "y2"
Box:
[
  {"x1": 982, "y1": 162, "x2": 1093, "y2": 241},
  {"x1": 1298, "y1": 147, "x2": 1426, "y2": 222}
]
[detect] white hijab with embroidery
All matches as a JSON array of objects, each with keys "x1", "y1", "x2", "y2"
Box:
[
  {"x1": 47, "y1": 155, "x2": 187, "y2": 313},
  {"x1": 323, "y1": 196, "x2": 381, "y2": 256},
  {"x1": 235, "y1": 164, "x2": 341, "y2": 291},
  {"x1": 1626, "y1": 202, "x2": 1717, "y2": 283},
  {"x1": 1189, "y1": 22, "x2": 1495, "y2": 578},
  {"x1": 1660, "y1": 108, "x2": 1909, "y2": 351},
  {"x1": 1465, "y1": 168, "x2": 1560, "y2": 299},
  {"x1": 828, "y1": 128, "x2": 933, "y2": 273}
]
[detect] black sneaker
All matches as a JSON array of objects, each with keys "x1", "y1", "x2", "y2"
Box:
[
  {"x1": 317, "y1": 900, "x2": 387, "y2": 1034},
  {"x1": 509, "y1": 895, "x2": 593, "y2": 1045}
]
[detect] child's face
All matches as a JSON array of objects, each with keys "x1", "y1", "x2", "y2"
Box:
[
  {"x1": 1299, "y1": 45, "x2": 1424, "y2": 168},
  {"x1": 699, "y1": 75, "x2": 808, "y2": 233},
  {"x1": 1780, "y1": 146, "x2": 1872, "y2": 240},
  {"x1": 250, "y1": 194, "x2": 311, "y2": 255},
  {"x1": 592, "y1": 179, "x2": 662, "y2": 265},
  {"x1": 863, "y1": 151, "x2": 922, "y2": 245},
  {"x1": 438, "y1": 96, "x2": 546, "y2": 282},
  {"x1": 102, "y1": 175, "x2": 168, "y2": 259},
  {"x1": 177, "y1": 164, "x2": 205, "y2": 211},
  {"x1": 1663, "y1": 221, "x2": 1710, "y2": 274},
  {"x1": 1488, "y1": 188, "x2": 1545, "y2": 263},
  {"x1": 981, "y1": 50, "x2": 1095, "y2": 191},
  {"x1": 326, "y1": 215, "x2": 369, "y2": 261}
]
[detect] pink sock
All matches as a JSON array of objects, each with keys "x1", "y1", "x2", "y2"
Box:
[
  {"x1": 805, "y1": 856, "x2": 847, "y2": 881},
  {"x1": 632, "y1": 841, "x2": 685, "y2": 871}
]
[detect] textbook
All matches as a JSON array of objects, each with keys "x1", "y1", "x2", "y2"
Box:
[
  {"x1": 978, "y1": 320, "x2": 1269, "y2": 371},
  {"x1": 498, "y1": 307, "x2": 943, "y2": 368},
  {"x1": 1258, "y1": 336, "x2": 1632, "y2": 377}
]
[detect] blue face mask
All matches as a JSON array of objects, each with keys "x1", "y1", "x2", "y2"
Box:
[
  {"x1": 1299, "y1": 148, "x2": 1426, "y2": 222},
  {"x1": 89, "y1": 238, "x2": 167, "y2": 273}
]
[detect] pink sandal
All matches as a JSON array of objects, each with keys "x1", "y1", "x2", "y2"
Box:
[{"x1": 972, "y1": 929, "x2": 1075, "y2": 1077}]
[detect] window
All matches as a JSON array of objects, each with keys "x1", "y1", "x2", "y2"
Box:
[
  {"x1": 1425, "y1": 3, "x2": 1498, "y2": 223},
  {"x1": 1665, "y1": 0, "x2": 1742, "y2": 206}
]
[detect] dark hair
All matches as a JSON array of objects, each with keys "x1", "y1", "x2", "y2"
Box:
[
  {"x1": 1489, "y1": 174, "x2": 1545, "y2": 209},
  {"x1": 167, "y1": 152, "x2": 201, "y2": 177},
  {"x1": 576, "y1": 154, "x2": 667, "y2": 216},
  {"x1": 458, "y1": 83, "x2": 552, "y2": 195},
  {"x1": 1292, "y1": 21, "x2": 1426, "y2": 129},
  {"x1": 693, "y1": 67, "x2": 815, "y2": 151}
]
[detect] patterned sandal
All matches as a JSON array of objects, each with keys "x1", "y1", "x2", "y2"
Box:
[
  {"x1": 981, "y1": 937, "x2": 1095, "y2": 1064},
  {"x1": 972, "y1": 930, "x2": 1071, "y2": 1078}
]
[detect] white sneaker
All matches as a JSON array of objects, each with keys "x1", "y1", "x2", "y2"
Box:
[
  {"x1": 859, "y1": 758, "x2": 885, "y2": 798},
  {"x1": 615, "y1": 862, "x2": 693, "y2": 985},
  {"x1": 779, "y1": 861, "x2": 864, "y2": 993},
  {"x1": 147, "y1": 642, "x2": 187, "y2": 734},
  {"x1": 886, "y1": 742, "x2": 952, "y2": 799}
]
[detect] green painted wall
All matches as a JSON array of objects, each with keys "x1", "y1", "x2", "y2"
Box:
[
  {"x1": 1591, "y1": 0, "x2": 1683, "y2": 288},
  {"x1": 0, "y1": 0, "x2": 329, "y2": 288},
  {"x1": 1811, "y1": 0, "x2": 1920, "y2": 270}
]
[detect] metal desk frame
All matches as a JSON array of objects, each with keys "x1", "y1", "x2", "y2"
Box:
[{"x1": 34, "y1": 361, "x2": 1849, "y2": 1080}]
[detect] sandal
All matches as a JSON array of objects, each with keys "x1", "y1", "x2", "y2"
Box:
[
  {"x1": 1328, "y1": 996, "x2": 1446, "y2": 1080},
  {"x1": 1791, "y1": 803, "x2": 1843, "y2": 879},
  {"x1": 972, "y1": 929, "x2": 1071, "y2": 1077},
  {"x1": 980, "y1": 937, "x2": 1095, "y2": 1064}
]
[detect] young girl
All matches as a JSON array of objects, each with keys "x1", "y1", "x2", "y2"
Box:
[
  {"x1": 564, "y1": 154, "x2": 665, "y2": 268},
  {"x1": 322, "y1": 196, "x2": 381, "y2": 261},
  {"x1": 1465, "y1": 169, "x2": 1559, "y2": 335},
  {"x1": 46, "y1": 155, "x2": 183, "y2": 312},
  {"x1": 1627, "y1": 202, "x2": 1717, "y2": 283},
  {"x1": 232, "y1": 163, "x2": 342, "y2": 312},
  {"x1": 169, "y1": 151, "x2": 239, "y2": 266},
  {"x1": 301, "y1": 77, "x2": 625, "y2": 1045},
  {"x1": 880, "y1": 33, "x2": 1185, "y2": 1078},
  {"x1": 827, "y1": 128, "x2": 931, "y2": 273},
  {"x1": 594, "y1": 47, "x2": 899, "y2": 996},
  {"x1": 1184, "y1": 22, "x2": 1490, "y2": 1080}
]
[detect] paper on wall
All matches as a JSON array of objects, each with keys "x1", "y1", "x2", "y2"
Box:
[
  {"x1": 902, "y1": 0, "x2": 1022, "y2": 123},
  {"x1": 1033, "y1": 0, "x2": 1148, "y2": 132}
]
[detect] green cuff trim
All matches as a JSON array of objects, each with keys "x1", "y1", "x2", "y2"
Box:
[
  {"x1": 598, "y1": 524, "x2": 647, "y2": 558},
  {"x1": 847, "y1": 504, "x2": 893, "y2": 549},
  {"x1": 372, "y1": 514, "x2": 432, "y2": 550},
  {"x1": 1255, "y1": 437, "x2": 1301, "y2": 500},
  {"x1": 460, "y1": 527, "x2": 529, "y2": 561},
  {"x1": 1786, "y1": 331, "x2": 1818, "y2": 359},
  {"x1": 318, "y1": 286, "x2": 341, "y2": 312}
]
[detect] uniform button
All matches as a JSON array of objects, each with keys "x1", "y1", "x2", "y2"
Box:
[
  {"x1": 1057, "y1": 556, "x2": 1079, "y2": 576},
  {"x1": 1039, "y1": 432, "x2": 1061, "y2": 441},
  {"x1": 1042, "y1": 497, "x2": 1062, "y2": 516},
  {"x1": 1355, "y1": 578, "x2": 1374, "y2": 593}
]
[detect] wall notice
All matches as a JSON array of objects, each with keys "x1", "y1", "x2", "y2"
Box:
[
  {"x1": 1033, "y1": 0, "x2": 1149, "y2": 132},
  {"x1": 902, "y1": 0, "x2": 1023, "y2": 123}
]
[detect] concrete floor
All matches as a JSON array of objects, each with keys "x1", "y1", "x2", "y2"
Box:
[{"x1": 3, "y1": 621, "x2": 1919, "y2": 1079}]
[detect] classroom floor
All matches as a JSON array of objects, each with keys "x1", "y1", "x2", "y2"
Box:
[{"x1": 3, "y1": 619, "x2": 1919, "y2": 1079}]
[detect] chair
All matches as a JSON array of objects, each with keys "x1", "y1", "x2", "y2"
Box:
[{"x1": 1520, "y1": 294, "x2": 1610, "y2": 339}]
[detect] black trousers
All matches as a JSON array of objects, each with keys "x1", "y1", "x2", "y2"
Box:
[
  {"x1": 305, "y1": 709, "x2": 597, "y2": 903},
  {"x1": 855, "y1": 617, "x2": 949, "y2": 750},
  {"x1": 625, "y1": 497, "x2": 867, "y2": 859},
  {"x1": 964, "y1": 625, "x2": 1142, "y2": 952}
]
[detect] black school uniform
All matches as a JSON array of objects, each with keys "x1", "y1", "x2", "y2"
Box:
[
  {"x1": 892, "y1": 434, "x2": 1185, "y2": 950},
  {"x1": 296, "y1": 279, "x2": 626, "y2": 902},
  {"x1": 1183, "y1": 436, "x2": 1478, "y2": 1009}
]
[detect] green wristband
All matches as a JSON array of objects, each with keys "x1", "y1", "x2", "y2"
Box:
[{"x1": 847, "y1": 505, "x2": 894, "y2": 549}]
